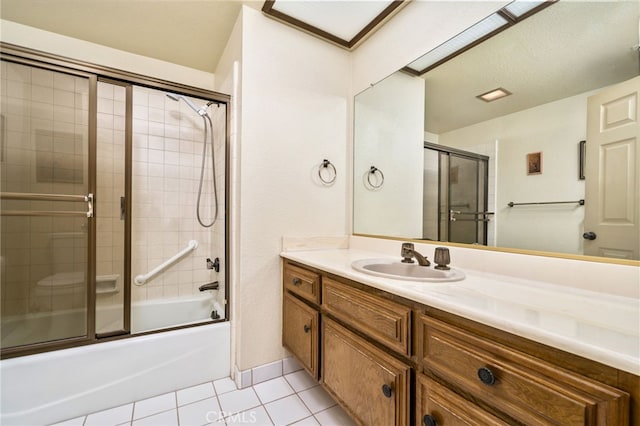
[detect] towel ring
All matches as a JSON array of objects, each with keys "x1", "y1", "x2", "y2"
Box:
[
  {"x1": 367, "y1": 166, "x2": 384, "y2": 189},
  {"x1": 318, "y1": 159, "x2": 337, "y2": 185}
]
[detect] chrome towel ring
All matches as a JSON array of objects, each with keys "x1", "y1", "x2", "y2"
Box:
[
  {"x1": 318, "y1": 159, "x2": 337, "y2": 185},
  {"x1": 367, "y1": 166, "x2": 384, "y2": 189}
]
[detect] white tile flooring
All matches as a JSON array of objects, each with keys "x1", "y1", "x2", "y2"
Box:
[{"x1": 50, "y1": 371, "x2": 356, "y2": 426}]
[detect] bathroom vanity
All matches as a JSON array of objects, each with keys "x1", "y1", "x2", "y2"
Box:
[{"x1": 281, "y1": 248, "x2": 639, "y2": 425}]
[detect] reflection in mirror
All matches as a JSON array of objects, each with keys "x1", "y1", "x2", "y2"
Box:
[{"x1": 353, "y1": 1, "x2": 640, "y2": 261}]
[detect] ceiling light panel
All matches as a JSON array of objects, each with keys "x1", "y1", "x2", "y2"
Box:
[
  {"x1": 407, "y1": 13, "x2": 509, "y2": 73},
  {"x1": 271, "y1": 0, "x2": 394, "y2": 41},
  {"x1": 477, "y1": 87, "x2": 512, "y2": 102},
  {"x1": 502, "y1": 0, "x2": 547, "y2": 18}
]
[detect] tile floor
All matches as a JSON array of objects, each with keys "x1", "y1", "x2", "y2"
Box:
[{"x1": 50, "y1": 371, "x2": 356, "y2": 426}]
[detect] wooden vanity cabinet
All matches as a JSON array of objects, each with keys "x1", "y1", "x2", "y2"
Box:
[
  {"x1": 282, "y1": 261, "x2": 321, "y2": 379},
  {"x1": 282, "y1": 259, "x2": 636, "y2": 425},
  {"x1": 417, "y1": 314, "x2": 630, "y2": 425}
]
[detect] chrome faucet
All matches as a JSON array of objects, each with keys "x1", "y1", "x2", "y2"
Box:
[{"x1": 400, "y1": 243, "x2": 430, "y2": 266}]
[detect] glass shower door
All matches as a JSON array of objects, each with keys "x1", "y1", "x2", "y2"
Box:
[
  {"x1": 0, "y1": 61, "x2": 93, "y2": 351},
  {"x1": 448, "y1": 154, "x2": 487, "y2": 244}
]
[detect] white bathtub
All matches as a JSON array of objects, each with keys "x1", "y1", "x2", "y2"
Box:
[
  {"x1": 1, "y1": 294, "x2": 224, "y2": 348},
  {"x1": 0, "y1": 298, "x2": 230, "y2": 426}
]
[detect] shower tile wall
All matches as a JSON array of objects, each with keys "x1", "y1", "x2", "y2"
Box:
[
  {"x1": 0, "y1": 61, "x2": 89, "y2": 321},
  {"x1": 130, "y1": 86, "x2": 225, "y2": 304}
]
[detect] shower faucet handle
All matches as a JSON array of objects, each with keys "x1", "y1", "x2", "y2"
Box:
[{"x1": 206, "y1": 257, "x2": 220, "y2": 272}]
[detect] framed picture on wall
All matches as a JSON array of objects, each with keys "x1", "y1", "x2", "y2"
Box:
[{"x1": 527, "y1": 152, "x2": 542, "y2": 175}]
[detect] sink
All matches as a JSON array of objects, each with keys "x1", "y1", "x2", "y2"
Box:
[{"x1": 351, "y1": 258, "x2": 465, "y2": 282}]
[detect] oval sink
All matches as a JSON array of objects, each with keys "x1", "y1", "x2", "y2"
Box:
[{"x1": 351, "y1": 258, "x2": 465, "y2": 282}]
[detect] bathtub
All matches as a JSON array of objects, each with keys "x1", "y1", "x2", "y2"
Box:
[{"x1": 0, "y1": 297, "x2": 230, "y2": 426}]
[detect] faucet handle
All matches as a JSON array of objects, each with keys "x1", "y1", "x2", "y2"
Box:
[
  {"x1": 434, "y1": 247, "x2": 451, "y2": 270},
  {"x1": 401, "y1": 242, "x2": 415, "y2": 263}
]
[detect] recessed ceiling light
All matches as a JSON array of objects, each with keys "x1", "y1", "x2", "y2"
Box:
[{"x1": 477, "y1": 87, "x2": 512, "y2": 102}]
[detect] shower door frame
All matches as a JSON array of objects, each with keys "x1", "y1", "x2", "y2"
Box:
[
  {"x1": 424, "y1": 141, "x2": 490, "y2": 245},
  {"x1": 0, "y1": 43, "x2": 231, "y2": 359}
]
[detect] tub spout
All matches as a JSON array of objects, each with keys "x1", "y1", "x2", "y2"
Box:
[{"x1": 199, "y1": 281, "x2": 219, "y2": 291}]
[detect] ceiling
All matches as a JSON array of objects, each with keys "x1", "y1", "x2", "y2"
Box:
[
  {"x1": 0, "y1": 0, "x2": 262, "y2": 73},
  {"x1": 3, "y1": 0, "x2": 637, "y2": 134},
  {"x1": 422, "y1": 1, "x2": 640, "y2": 134},
  {"x1": 0, "y1": 0, "x2": 402, "y2": 73}
]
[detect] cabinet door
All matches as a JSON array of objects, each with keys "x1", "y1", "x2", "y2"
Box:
[
  {"x1": 416, "y1": 374, "x2": 509, "y2": 426},
  {"x1": 322, "y1": 318, "x2": 410, "y2": 426},
  {"x1": 283, "y1": 292, "x2": 319, "y2": 379}
]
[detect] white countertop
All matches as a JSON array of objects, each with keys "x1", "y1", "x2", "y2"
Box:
[{"x1": 281, "y1": 247, "x2": 640, "y2": 376}]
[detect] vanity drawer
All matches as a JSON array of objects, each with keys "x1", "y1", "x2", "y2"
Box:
[
  {"x1": 283, "y1": 262, "x2": 320, "y2": 304},
  {"x1": 416, "y1": 374, "x2": 509, "y2": 426},
  {"x1": 322, "y1": 276, "x2": 411, "y2": 356},
  {"x1": 419, "y1": 315, "x2": 629, "y2": 425}
]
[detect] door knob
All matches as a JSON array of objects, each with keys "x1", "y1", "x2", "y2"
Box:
[{"x1": 582, "y1": 232, "x2": 597, "y2": 240}]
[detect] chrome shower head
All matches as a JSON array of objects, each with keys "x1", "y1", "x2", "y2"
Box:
[{"x1": 166, "y1": 93, "x2": 208, "y2": 116}]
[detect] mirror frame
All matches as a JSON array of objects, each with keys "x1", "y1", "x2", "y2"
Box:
[{"x1": 352, "y1": 1, "x2": 640, "y2": 268}]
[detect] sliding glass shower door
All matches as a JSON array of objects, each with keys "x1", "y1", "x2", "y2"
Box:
[
  {"x1": 423, "y1": 143, "x2": 489, "y2": 245},
  {"x1": 0, "y1": 61, "x2": 94, "y2": 350}
]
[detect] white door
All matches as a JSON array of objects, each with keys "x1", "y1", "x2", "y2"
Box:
[{"x1": 585, "y1": 76, "x2": 640, "y2": 260}]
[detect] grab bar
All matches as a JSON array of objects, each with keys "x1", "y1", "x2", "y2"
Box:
[
  {"x1": 507, "y1": 199, "x2": 584, "y2": 207},
  {"x1": 449, "y1": 210, "x2": 494, "y2": 222},
  {"x1": 134, "y1": 240, "x2": 198, "y2": 286}
]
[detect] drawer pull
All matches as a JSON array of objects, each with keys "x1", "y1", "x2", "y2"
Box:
[
  {"x1": 477, "y1": 366, "x2": 496, "y2": 385},
  {"x1": 303, "y1": 324, "x2": 311, "y2": 333},
  {"x1": 381, "y1": 384, "x2": 393, "y2": 398},
  {"x1": 423, "y1": 415, "x2": 437, "y2": 426},
  {"x1": 292, "y1": 277, "x2": 301, "y2": 286}
]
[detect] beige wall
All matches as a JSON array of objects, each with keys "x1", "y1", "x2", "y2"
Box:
[
  {"x1": 226, "y1": 7, "x2": 351, "y2": 371},
  {"x1": 0, "y1": 20, "x2": 215, "y2": 90}
]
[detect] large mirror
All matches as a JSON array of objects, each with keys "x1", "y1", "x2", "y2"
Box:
[{"x1": 353, "y1": 1, "x2": 640, "y2": 261}]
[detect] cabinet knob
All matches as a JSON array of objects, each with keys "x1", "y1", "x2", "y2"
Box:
[
  {"x1": 477, "y1": 366, "x2": 496, "y2": 385},
  {"x1": 423, "y1": 415, "x2": 437, "y2": 426},
  {"x1": 292, "y1": 278, "x2": 301, "y2": 286},
  {"x1": 381, "y1": 384, "x2": 393, "y2": 398},
  {"x1": 303, "y1": 324, "x2": 311, "y2": 333}
]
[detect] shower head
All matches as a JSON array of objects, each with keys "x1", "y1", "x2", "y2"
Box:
[{"x1": 166, "y1": 93, "x2": 208, "y2": 116}]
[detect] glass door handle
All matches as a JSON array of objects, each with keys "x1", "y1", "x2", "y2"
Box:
[{"x1": 85, "y1": 193, "x2": 94, "y2": 218}]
